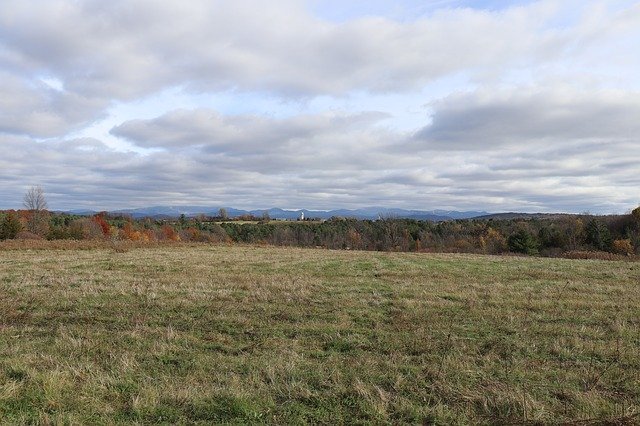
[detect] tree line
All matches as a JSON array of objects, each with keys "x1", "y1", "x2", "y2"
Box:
[
  {"x1": 218, "y1": 212, "x2": 640, "y2": 256},
  {"x1": 2, "y1": 208, "x2": 639, "y2": 258},
  {"x1": 2, "y1": 187, "x2": 639, "y2": 257}
]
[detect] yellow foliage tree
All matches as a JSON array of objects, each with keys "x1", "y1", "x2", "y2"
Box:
[{"x1": 612, "y1": 239, "x2": 633, "y2": 255}]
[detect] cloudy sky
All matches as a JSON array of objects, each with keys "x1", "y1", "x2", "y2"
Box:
[{"x1": 1, "y1": 0, "x2": 639, "y2": 213}]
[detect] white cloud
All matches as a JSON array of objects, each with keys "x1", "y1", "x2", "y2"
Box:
[
  {"x1": 1, "y1": 1, "x2": 620, "y2": 101},
  {"x1": 0, "y1": 71, "x2": 107, "y2": 138}
]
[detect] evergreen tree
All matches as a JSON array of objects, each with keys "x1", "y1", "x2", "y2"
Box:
[
  {"x1": 585, "y1": 219, "x2": 612, "y2": 251},
  {"x1": 0, "y1": 212, "x2": 22, "y2": 240},
  {"x1": 508, "y1": 230, "x2": 539, "y2": 255}
]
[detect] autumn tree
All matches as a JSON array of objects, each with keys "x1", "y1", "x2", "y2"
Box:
[
  {"x1": 23, "y1": 186, "x2": 50, "y2": 236},
  {"x1": 121, "y1": 222, "x2": 146, "y2": 241},
  {"x1": 161, "y1": 224, "x2": 180, "y2": 241},
  {"x1": 612, "y1": 239, "x2": 633, "y2": 255},
  {"x1": 92, "y1": 213, "x2": 111, "y2": 237},
  {"x1": 69, "y1": 218, "x2": 103, "y2": 240},
  {"x1": 557, "y1": 217, "x2": 585, "y2": 250},
  {"x1": 346, "y1": 228, "x2": 362, "y2": 250},
  {"x1": 481, "y1": 227, "x2": 508, "y2": 254}
]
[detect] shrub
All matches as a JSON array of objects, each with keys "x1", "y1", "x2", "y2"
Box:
[
  {"x1": 15, "y1": 231, "x2": 42, "y2": 240},
  {"x1": 562, "y1": 250, "x2": 629, "y2": 261},
  {"x1": 208, "y1": 223, "x2": 230, "y2": 243},
  {"x1": 181, "y1": 227, "x2": 208, "y2": 242}
]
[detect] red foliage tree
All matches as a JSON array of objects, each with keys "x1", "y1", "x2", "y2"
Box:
[{"x1": 92, "y1": 213, "x2": 110, "y2": 237}]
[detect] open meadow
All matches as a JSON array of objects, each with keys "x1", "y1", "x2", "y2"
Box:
[{"x1": 0, "y1": 243, "x2": 639, "y2": 424}]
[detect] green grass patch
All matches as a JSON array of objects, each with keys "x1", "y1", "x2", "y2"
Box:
[{"x1": 0, "y1": 245, "x2": 638, "y2": 424}]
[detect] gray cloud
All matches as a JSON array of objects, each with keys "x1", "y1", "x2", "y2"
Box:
[
  {"x1": 109, "y1": 109, "x2": 406, "y2": 179},
  {"x1": 111, "y1": 109, "x2": 390, "y2": 153},
  {"x1": 412, "y1": 88, "x2": 640, "y2": 150}
]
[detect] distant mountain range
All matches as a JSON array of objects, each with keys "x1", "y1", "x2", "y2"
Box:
[
  {"x1": 65, "y1": 206, "x2": 490, "y2": 221},
  {"x1": 473, "y1": 212, "x2": 574, "y2": 220}
]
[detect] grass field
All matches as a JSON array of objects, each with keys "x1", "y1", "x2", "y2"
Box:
[{"x1": 1, "y1": 244, "x2": 639, "y2": 424}]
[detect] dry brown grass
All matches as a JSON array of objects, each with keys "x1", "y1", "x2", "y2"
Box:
[
  {"x1": 0, "y1": 239, "x2": 206, "y2": 252},
  {"x1": 562, "y1": 250, "x2": 639, "y2": 261}
]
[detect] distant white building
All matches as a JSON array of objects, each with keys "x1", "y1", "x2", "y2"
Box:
[{"x1": 299, "y1": 211, "x2": 304, "y2": 221}]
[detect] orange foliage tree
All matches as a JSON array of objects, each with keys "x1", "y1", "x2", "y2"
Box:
[
  {"x1": 121, "y1": 222, "x2": 144, "y2": 241},
  {"x1": 161, "y1": 224, "x2": 180, "y2": 241}
]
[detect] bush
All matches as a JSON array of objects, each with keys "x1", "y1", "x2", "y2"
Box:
[
  {"x1": 15, "y1": 231, "x2": 43, "y2": 240},
  {"x1": 208, "y1": 223, "x2": 230, "y2": 243},
  {"x1": 562, "y1": 251, "x2": 630, "y2": 261}
]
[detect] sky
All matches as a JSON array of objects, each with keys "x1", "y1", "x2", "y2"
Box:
[{"x1": 1, "y1": 0, "x2": 639, "y2": 213}]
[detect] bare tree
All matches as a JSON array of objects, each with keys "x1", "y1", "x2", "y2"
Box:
[
  {"x1": 23, "y1": 186, "x2": 49, "y2": 236},
  {"x1": 23, "y1": 186, "x2": 48, "y2": 211}
]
